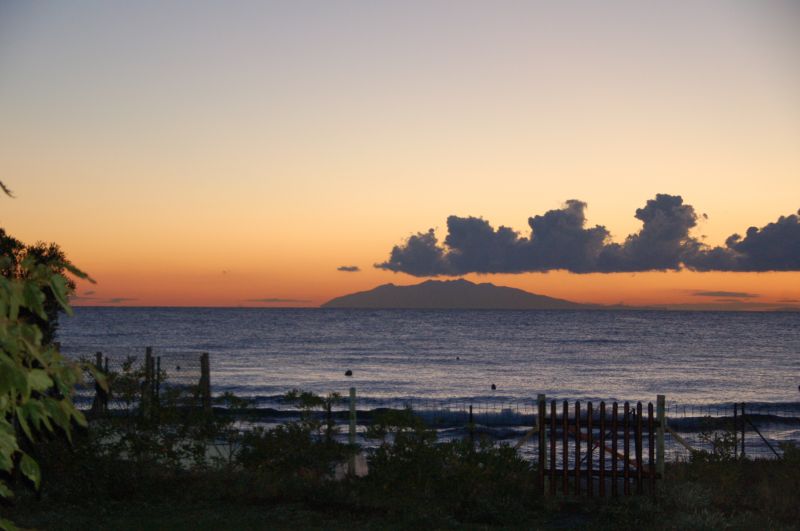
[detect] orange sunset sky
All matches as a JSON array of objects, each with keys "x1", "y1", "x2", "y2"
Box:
[{"x1": 1, "y1": 2, "x2": 799, "y2": 308}]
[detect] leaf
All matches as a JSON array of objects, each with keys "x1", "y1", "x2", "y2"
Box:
[
  {"x1": 0, "y1": 429, "x2": 19, "y2": 462},
  {"x1": 7, "y1": 366, "x2": 29, "y2": 401},
  {"x1": 0, "y1": 365, "x2": 12, "y2": 396},
  {"x1": 21, "y1": 281, "x2": 46, "y2": 319},
  {"x1": 86, "y1": 364, "x2": 109, "y2": 392},
  {"x1": 21, "y1": 401, "x2": 51, "y2": 433},
  {"x1": 48, "y1": 274, "x2": 72, "y2": 315},
  {"x1": 28, "y1": 369, "x2": 53, "y2": 392},
  {"x1": 44, "y1": 399, "x2": 69, "y2": 431},
  {"x1": 0, "y1": 516, "x2": 19, "y2": 531},
  {"x1": 0, "y1": 482, "x2": 13, "y2": 499},
  {"x1": 0, "y1": 453, "x2": 11, "y2": 474},
  {"x1": 70, "y1": 407, "x2": 87, "y2": 429},
  {"x1": 63, "y1": 261, "x2": 94, "y2": 283},
  {"x1": 19, "y1": 453, "x2": 40, "y2": 490},
  {"x1": 15, "y1": 408, "x2": 32, "y2": 442}
]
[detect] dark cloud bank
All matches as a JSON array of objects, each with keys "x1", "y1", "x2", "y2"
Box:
[{"x1": 377, "y1": 194, "x2": 800, "y2": 275}]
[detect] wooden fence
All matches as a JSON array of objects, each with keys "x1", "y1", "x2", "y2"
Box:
[{"x1": 536, "y1": 394, "x2": 664, "y2": 497}]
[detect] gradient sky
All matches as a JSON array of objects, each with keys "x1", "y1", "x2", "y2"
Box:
[{"x1": 1, "y1": 1, "x2": 799, "y2": 308}]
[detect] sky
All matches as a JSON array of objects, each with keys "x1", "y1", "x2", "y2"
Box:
[{"x1": 1, "y1": 1, "x2": 799, "y2": 308}]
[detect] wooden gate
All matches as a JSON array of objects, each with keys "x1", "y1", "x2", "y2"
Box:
[{"x1": 536, "y1": 395, "x2": 665, "y2": 497}]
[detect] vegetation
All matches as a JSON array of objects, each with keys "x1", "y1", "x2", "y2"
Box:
[
  {"x1": 0, "y1": 201, "x2": 796, "y2": 528},
  {"x1": 0, "y1": 243, "x2": 102, "y2": 530},
  {"x1": 2, "y1": 368, "x2": 798, "y2": 530},
  {"x1": 0, "y1": 229, "x2": 79, "y2": 346}
]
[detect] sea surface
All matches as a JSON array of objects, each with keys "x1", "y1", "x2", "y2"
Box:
[{"x1": 58, "y1": 307, "x2": 800, "y2": 410}]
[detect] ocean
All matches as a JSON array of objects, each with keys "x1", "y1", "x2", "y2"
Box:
[{"x1": 58, "y1": 307, "x2": 800, "y2": 408}]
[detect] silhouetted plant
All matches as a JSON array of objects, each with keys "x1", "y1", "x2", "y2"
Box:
[
  {"x1": 283, "y1": 388, "x2": 342, "y2": 442},
  {"x1": 692, "y1": 417, "x2": 738, "y2": 463},
  {"x1": 0, "y1": 229, "x2": 78, "y2": 345},
  {"x1": 0, "y1": 252, "x2": 103, "y2": 530}
]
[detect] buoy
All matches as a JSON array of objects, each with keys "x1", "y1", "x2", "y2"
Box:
[
  {"x1": 345, "y1": 370, "x2": 353, "y2": 377},
  {"x1": 491, "y1": 383, "x2": 496, "y2": 390}
]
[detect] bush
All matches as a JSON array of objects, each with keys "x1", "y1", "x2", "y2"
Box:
[
  {"x1": 236, "y1": 390, "x2": 350, "y2": 498},
  {"x1": 0, "y1": 249, "x2": 102, "y2": 530},
  {"x1": 359, "y1": 409, "x2": 539, "y2": 525},
  {"x1": 691, "y1": 417, "x2": 738, "y2": 463}
]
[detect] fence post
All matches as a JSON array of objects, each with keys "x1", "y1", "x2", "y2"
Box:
[
  {"x1": 636, "y1": 402, "x2": 643, "y2": 495},
  {"x1": 90, "y1": 351, "x2": 106, "y2": 417},
  {"x1": 103, "y1": 355, "x2": 109, "y2": 411},
  {"x1": 537, "y1": 394, "x2": 546, "y2": 491},
  {"x1": 200, "y1": 352, "x2": 211, "y2": 414},
  {"x1": 562, "y1": 400, "x2": 568, "y2": 495},
  {"x1": 611, "y1": 402, "x2": 618, "y2": 497},
  {"x1": 348, "y1": 387, "x2": 357, "y2": 476},
  {"x1": 587, "y1": 401, "x2": 593, "y2": 497},
  {"x1": 740, "y1": 402, "x2": 746, "y2": 458},
  {"x1": 575, "y1": 401, "x2": 581, "y2": 495},
  {"x1": 143, "y1": 347, "x2": 153, "y2": 416},
  {"x1": 550, "y1": 400, "x2": 557, "y2": 496},
  {"x1": 155, "y1": 356, "x2": 161, "y2": 408},
  {"x1": 656, "y1": 395, "x2": 665, "y2": 478},
  {"x1": 623, "y1": 402, "x2": 630, "y2": 496},
  {"x1": 468, "y1": 404, "x2": 474, "y2": 446},
  {"x1": 648, "y1": 402, "x2": 655, "y2": 497},
  {"x1": 733, "y1": 403, "x2": 738, "y2": 459},
  {"x1": 599, "y1": 402, "x2": 606, "y2": 497}
]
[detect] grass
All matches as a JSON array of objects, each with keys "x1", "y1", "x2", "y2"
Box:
[
  {"x1": 2, "y1": 393, "x2": 798, "y2": 530},
  {"x1": 5, "y1": 452, "x2": 799, "y2": 530}
]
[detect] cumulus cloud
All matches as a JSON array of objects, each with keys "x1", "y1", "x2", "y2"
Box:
[
  {"x1": 376, "y1": 195, "x2": 800, "y2": 275},
  {"x1": 689, "y1": 210, "x2": 800, "y2": 271},
  {"x1": 337, "y1": 265, "x2": 361, "y2": 272},
  {"x1": 692, "y1": 291, "x2": 758, "y2": 298}
]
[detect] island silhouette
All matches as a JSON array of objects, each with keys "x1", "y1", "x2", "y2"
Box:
[
  {"x1": 321, "y1": 279, "x2": 800, "y2": 311},
  {"x1": 322, "y1": 279, "x2": 595, "y2": 310}
]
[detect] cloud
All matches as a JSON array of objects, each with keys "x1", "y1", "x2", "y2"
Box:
[
  {"x1": 376, "y1": 195, "x2": 800, "y2": 275},
  {"x1": 70, "y1": 293, "x2": 137, "y2": 304},
  {"x1": 692, "y1": 291, "x2": 758, "y2": 298},
  {"x1": 688, "y1": 209, "x2": 800, "y2": 272},
  {"x1": 246, "y1": 298, "x2": 311, "y2": 303},
  {"x1": 337, "y1": 265, "x2": 361, "y2": 272},
  {"x1": 106, "y1": 297, "x2": 137, "y2": 304},
  {"x1": 778, "y1": 298, "x2": 799, "y2": 303}
]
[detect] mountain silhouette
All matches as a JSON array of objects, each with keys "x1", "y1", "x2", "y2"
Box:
[{"x1": 321, "y1": 279, "x2": 592, "y2": 309}]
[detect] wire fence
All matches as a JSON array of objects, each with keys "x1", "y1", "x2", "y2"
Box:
[
  {"x1": 65, "y1": 346, "x2": 208, "y2": 415},
  {"x1": 64, "y1": 346, "x2": 800, "y2": 462},
  {"x1": 664, "y1": 402, "x2": 800, "y2": 461}
]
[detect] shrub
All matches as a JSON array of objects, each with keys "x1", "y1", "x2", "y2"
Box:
[
  {"x1": 361, "y1": 409, "x2": 539, "y2": 525},
  {"x1": 691, "y1": 417, "x2": 738, "y2": 463},
  {"x1": 0, "y1": 253, "x2": 102, "y2": 530}
]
